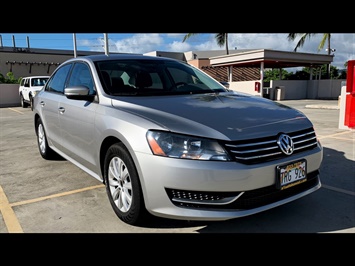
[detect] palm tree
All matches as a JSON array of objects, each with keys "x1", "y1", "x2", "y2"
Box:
[
  {"x1": 182, "y1": 33, "x2": 231, "y2": 81},
  {"x1": 287, "y1": 33, "x2": 332, "y2": 78},
  {"x1": 182, "y1": 33, "x2": 230, "y2": 54}
]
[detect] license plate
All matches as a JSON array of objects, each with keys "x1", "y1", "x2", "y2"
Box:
[{"x1": 276, "y1": 159, "x2": 307, "y2": 190}]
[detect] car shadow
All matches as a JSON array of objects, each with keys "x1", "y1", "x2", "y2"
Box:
[
  {"x1": 136, "y1": 146, "x2": 354, "y2": 233},
  {"x1": 43, "y1": 152, "x2": 65, "y2": 161}
]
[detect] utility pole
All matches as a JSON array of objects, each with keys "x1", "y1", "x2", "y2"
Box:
[
  {"x1": 73, "y1": 33, "x2": 77, "y2": 58},
  {"x1": 104, "y1": 33, "x2": 109, "y2": 56}
]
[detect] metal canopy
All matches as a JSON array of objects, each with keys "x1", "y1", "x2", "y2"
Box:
[{"x1": 209, "y1": 49, "x2": 334, "y2": 69}]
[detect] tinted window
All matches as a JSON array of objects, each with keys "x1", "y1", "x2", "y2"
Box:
[
  {"x1": 31, "y1": 77, "x2": 49, "y2": 87},
  {"x1": 68, "y1": 63, "x2": 95, "y2": 95},
  {"x1": 45, "y1": 63, "x2": 72, "y2": 94},
  {"x1": 95, "y1": 59, "x2": 226, "y2": 95},
  {"x1": 24, "y1": 79, "x2": 30, "y2": 87}
]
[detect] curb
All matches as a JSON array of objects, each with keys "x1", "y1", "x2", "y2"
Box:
[{"x1": 305, "y1": 105, "x2": 339, "y2": 110}]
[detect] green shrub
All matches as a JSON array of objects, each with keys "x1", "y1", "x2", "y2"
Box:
[{"x1": 0, "y1": 72, "x2": 20, "y2": 84}]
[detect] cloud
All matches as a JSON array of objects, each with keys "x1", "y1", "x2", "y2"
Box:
[
  {"x1": 111, "y1": 34, "x2": 164, "y2": 53},
  {"x1": 79, "y1": 34, "x2": 164, "y2": 54},
  {"x1": 166, "y1": 41, "x2": 191, "y2": 52},
  {"x1": 76, "y1": 33, "x2": 354, "y2": 70}
]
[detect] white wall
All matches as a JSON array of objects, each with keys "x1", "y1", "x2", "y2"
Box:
[
  {"x1": 228, "y1": 79, "x2": 345, "y2": 100},
  {"x1": 228, "y1": 81, "x2": 261, "y2": 96}
]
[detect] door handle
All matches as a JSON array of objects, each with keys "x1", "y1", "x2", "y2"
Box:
[{"x1": 58, "y1": 107, "x2": 65, "y2": 114}]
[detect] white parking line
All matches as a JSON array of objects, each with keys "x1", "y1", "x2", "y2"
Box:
[
  {"x1": 318, "y1": 131, "x2": 355, "y2": 140},
  {"x1": 322, "y1": 184, "x2": 355, "y2": 196}
]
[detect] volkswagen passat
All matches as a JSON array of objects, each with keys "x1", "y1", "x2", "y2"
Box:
[{"x1": 33, "y1": 54, "x2": 323, "y2": 225}]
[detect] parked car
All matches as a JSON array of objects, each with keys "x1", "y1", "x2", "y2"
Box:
[
  {"x1": 33, "y1": 54, "x2": 323, "y2": 226},
  {"x1": 19, "y1": 76, "x2": 49, "y2": 110}
]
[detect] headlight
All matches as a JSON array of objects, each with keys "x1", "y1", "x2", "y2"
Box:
[
  {"x1": 146, "y1": 130, "x2": 231, "y2": 161},
  {"x1": 32, "y1": 91, "x2": 39, "y2": 97}
]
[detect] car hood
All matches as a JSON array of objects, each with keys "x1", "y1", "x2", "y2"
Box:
[{"x1": 111, "y1": 91, "x2": 312, "y2": 140}]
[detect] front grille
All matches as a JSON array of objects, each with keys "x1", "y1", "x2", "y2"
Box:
[
  {"x1": 223, "y1": 127, "x2": 318, "y2": 165},
  {"x1": 165, "y1": 170, "x2": 320, "y2": 210}
]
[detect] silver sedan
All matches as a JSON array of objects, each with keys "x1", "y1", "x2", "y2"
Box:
[{"x1": 33, "y1": 54, "x2": 323, "y2": 225}]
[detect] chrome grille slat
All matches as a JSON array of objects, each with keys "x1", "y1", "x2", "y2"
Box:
[
  {"x1": 293, "y1": 136, "x2": 317, "y2": 144},
  {"x1": 168, "y1": 189, "x2": 245, "y2": 206},
  {"x1": 230, "y1": 145, "x2": 279, "y2": 154},
  {"x1": 171, "y1": 194, "x2": 242, "y2": 205},
  {"x1": 291, "y1": 131, "x2": 315, "y2": 139},
  {"x1": 294, "y1": 142, "x2": 317, "y2": 150},
  {"x1": 225, "y1": 139, "x2": 275, "y2": 148},
  {"x1": 223, "y1": 127, "x2": 318, "y2": 164},
  {"x1": 234, "y1": 151, "x2": 282, "y2": 160}
]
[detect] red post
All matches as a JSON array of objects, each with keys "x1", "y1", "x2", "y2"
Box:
[{"x1": 344, "y1": 60, "x2": 355, "y2": 128}]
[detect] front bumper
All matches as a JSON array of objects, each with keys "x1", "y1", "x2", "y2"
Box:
[{"x1": 134, "y1": 145, "x2": 322, "y2": 221}]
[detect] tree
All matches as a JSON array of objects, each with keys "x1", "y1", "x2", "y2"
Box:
[
  {"x1": 287, "y1": 33, "x2": 332, "y2": 78},
  {"x1": 182, "y1": 33, "x2": 229, "y2": 54},
  {"x1": 264, "y1": 69, "x2": 291, "y2": 82},
  {"x1": 303, "y1": 65, "x2": 343, "y2": 80},
  {"x1": 182, "y1": 33, "x2": 231, "y2": 80}
]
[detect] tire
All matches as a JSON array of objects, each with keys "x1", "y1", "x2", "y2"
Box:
[
  {"x1": 35, "y1": 117, "x2": 57, "y2": 160},
  {"x1": 104, "y1": 143, "x2": 148, "y2": 225},
  {"x1": 29, "y1": 95, "x2": 34, "y2": 111},
  {"x1": 20, "y1": 94, "x2": 29, "y2": 108}
]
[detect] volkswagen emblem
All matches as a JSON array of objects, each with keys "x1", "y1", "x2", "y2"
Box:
[{"x1": 277, "y1": 134, "x2": 294, "y2": 155}]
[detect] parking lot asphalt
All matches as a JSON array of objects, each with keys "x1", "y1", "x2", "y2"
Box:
[{"x1": 0, "y1": 99, "x2": 354, "y2": 234}]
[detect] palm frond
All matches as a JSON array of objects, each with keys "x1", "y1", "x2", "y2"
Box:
[{"x1": 182, "y1": 33, "x2": 198, "y2": 42}]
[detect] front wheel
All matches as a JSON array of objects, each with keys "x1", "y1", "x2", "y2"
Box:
[
  {"x1": 103, "y1": 143, "x2": 148, "y2": 225},
  {"x1": 30, "y1": 95, "x2": 34, "y2": 111}
]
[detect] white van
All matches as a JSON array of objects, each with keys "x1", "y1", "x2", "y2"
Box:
[{"x1": 19, "y1": 76, "x2": 49, "y2": 110}]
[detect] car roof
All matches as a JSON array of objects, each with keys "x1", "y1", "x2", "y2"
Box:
[
  {"x1": 22, "y1": 76, "x2": 50, "y2": 79},
  {"x1": 66, "y1": 53, "x2": 182, "y2": 64}
]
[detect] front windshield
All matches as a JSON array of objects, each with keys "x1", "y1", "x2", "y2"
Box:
[{"x1": 95, "y1": 58, "x2": 227, "y2": 96}]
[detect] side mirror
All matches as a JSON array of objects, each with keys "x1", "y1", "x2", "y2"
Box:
[{"x1": 64, "y1": 86, "x2": 95, "y2": 101}]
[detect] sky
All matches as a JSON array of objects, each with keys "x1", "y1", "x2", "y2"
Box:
[{"x1": 1, "y1": 33, "x2": 354, "y2": 70}]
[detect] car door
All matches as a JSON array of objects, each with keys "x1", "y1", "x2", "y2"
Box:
[
  {"x1": 22, "y1": 78, "x2": 30, "y2": 101},
  {"x1": 40, "y1": 63, "x2": 73, "y2": 151},
  {"x1": 58, "y1": 62, "x2": 99, "y2": 173}
]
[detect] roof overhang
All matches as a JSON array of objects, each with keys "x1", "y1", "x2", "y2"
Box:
[{"x1": 209, "y1": 49, "x2": 334, "y2": 69}]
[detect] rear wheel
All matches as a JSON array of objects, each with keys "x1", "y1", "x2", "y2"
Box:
[
  {"x1": 103, "y1": 143, "x2": 149, "y2": 225},
  {"x1": 35, "y1": 117, "x2": 57, "y2": 160}
]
